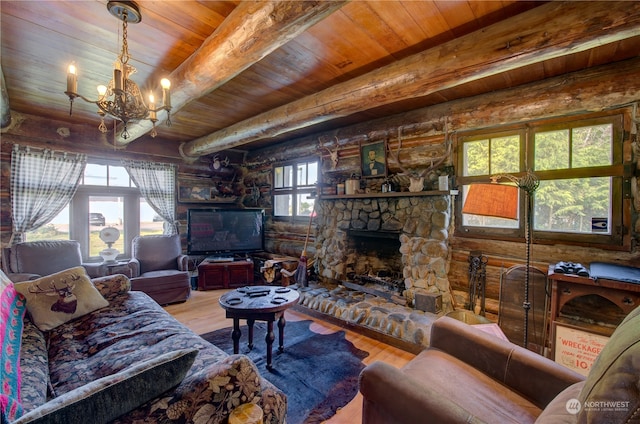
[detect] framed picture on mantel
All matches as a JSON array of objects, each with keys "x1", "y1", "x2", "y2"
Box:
[{"x1": 360, "y1": 139, "x2": 387, "y2": 178}]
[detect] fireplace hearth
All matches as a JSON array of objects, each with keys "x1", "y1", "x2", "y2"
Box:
[{"x1": 294, "y1": 281, "x2": 439, "y2": 351}]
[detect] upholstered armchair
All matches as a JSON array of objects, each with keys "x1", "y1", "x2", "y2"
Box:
[
  {"x1": 128, "y1": 234, "x2": 191, "y2": 305},
  {"x1": 359, "y1": 306, "x2": 640, "y2": 424},
  {"x1": 1, "y1": 240, "x2": 105, "y2": 282}
]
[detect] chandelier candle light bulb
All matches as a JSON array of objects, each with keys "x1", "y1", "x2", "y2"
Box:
[
  {"x1": 113, "y1": 61, "x2": 123, "y2": 92},
  {"x1": 149, "y1": 94, "x2": 156, "y2": 121},
  {"x1": 161, "y1": 78, "x2": 171, "y2": 109},
  {"x1": 66, "y1": 64, "x2": 77, "y2": 93}
]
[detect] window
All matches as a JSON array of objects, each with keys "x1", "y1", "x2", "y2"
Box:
[
  {"x1": 273, "y1": 158, "x2": 318, "y2": 219},
  {"x1": 84, "y1": 163, "x2": 132, "y2": 187},
  {"x1": 461, "y1": 131, "x2": 523, "y2": 232},
  {"x1": 27, "y1": 161, "x2": 165, "y2": 260},
  {"x1": 88, "y1": 195, "x2": 124, "y2": 257},
  {"x1": 26, "y1": 205, "x2": 71, "y2": 242},
  {"x1": 77, "y1": 163, "x2": 164, "y2": 260},
  {"x1": 457, "y1": 113, "x2": 626, "y2": 247}
]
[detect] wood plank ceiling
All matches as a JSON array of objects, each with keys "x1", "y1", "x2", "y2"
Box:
[{"x1": 1, "y1": 1, "x2": 639, "y2": 159}]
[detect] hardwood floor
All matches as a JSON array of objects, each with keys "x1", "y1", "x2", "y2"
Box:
[{"x1": 164, "y1": 289, "x2": 416, "y2": 424}]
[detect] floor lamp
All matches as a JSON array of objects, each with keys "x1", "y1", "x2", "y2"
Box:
[{"x1": 463, "y1": 170, "x2": 539, "y2": 349}]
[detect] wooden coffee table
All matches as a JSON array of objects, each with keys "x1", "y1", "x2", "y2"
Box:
[{"x1": 219, "y1": 285, "x2": 300, "y2": 370}]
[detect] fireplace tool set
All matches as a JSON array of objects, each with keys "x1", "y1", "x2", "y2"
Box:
[{"x1": 467, "y1": 251, "x2": 488, "y2": 315}]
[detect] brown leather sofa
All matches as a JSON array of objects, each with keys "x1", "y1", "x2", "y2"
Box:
[
  {"x1": 359, "y1": 305, "x2": 640, "y2": 424},
  {"x1": 1, "y1": 240, "x2": 105, "y2": 282},
  {"x1": 128, "y1": 234, "x2": 191, "y2": 305}
]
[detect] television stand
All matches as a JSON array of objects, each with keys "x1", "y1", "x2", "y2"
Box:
[{"x1": 198, "y1": 259, "x2": 254, "y2": 290}]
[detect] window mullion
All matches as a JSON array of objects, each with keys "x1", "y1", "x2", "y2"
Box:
[
  {"x1": 568, "y1": 128, "x2": 574, "y2": 169},
  {"x1": 533, "y1": 165, "x2": 624, "y2": 181}
]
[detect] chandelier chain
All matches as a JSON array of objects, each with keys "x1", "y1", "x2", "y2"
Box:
[{"x1": 120, "y1": 17, "x2": 131, "y2": 66}]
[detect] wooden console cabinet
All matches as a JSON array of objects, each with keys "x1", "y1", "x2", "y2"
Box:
[
  {"x1": 197, "y1": 260, "x2": 254, "y2": 290},
  {"x1": 547, "y1": 265, "x2": 640, "y2": 359}
]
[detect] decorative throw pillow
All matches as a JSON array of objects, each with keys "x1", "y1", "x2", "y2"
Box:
[
  {"x1": 91, "y1": 274, "x2": 131, "y2": 301},
  {"x1": 13, "y1": 348, "x2": 199, "y2": 424},
  {"x1": 577, "y1": 305, "x2": 640, "y2": 424},
  {"x1": 14, "y1": 266, "x2": 109, "y2": 331},
  {"x1": 0, "y1": 270, "x2": 27, "y2": 422}
]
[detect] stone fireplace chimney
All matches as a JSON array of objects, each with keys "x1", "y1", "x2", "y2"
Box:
[{"x1": 315, "y1": 194, "x2": 455, "y2": 313}]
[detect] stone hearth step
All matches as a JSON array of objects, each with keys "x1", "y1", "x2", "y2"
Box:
[{"x1": 293, "y1": 283, "x2": 440, "y2": 351}]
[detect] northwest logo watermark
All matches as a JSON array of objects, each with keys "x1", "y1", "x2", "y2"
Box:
[
  {"x1": 566, "y1": 398, "x2": 631, "y2": 415},
  {"x1": 566, "y1": 399, "x2": 581, "y2": 415}
]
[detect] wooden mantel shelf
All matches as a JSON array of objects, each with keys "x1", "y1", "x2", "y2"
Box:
[{"x1": 318, "y1": 189, "x2": 458, "y2": 200}]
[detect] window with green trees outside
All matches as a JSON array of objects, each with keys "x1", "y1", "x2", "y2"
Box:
[{"x1": 458, "y1": 113, "x2": 625, "y2": 247}]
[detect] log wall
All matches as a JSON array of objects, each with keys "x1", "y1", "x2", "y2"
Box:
[
  {"x1": 1, "y1": 58, "x2": 639, "y2": 331},
  {"x1": 244, "y1": 57, "x2": 640, "y2": 323}
]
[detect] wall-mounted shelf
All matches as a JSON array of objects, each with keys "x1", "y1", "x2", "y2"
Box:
[{"x1": 318, "y1": 190, "x2": 458, "y2": 200}]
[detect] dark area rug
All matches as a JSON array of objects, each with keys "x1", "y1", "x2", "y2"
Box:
[{"x1": 200, "y1": 319, "x2": 369, "y2": 424}]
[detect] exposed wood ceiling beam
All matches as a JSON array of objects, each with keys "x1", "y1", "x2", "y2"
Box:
[
  {"x1": 179, "y1": 0, "x2": 640, "y2": 158},
  {"x1": 115, "y1": 0, "x2": 347, "y2": 146},
  {"x1": 0, "y1": 66, "x2": 11, "y2": 129}
]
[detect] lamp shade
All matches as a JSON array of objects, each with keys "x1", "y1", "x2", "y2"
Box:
[{"x1": 462, "y1": 183, "x2": 518, "y2": 220}]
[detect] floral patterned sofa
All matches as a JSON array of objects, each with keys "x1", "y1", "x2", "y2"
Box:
[{"x1": 2, "y1": 271, "x2": 286, "y2": 424}]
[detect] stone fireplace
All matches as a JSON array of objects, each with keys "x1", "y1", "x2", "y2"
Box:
[{"x1": 314, "y1": 194, "x2": 454, "y2": 313}]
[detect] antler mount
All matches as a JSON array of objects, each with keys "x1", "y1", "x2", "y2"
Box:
[{"x1": 387, "y1": 122, "x2": 452, "y2": 192}]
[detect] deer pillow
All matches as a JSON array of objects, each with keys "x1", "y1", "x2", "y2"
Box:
[{"x1": 15, "y1": 266, "x2": 109, "y2": 331}]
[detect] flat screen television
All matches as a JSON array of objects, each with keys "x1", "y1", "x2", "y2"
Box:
[{"x1": 187, "y1": 208, "x2": 265, "y2": 256}]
